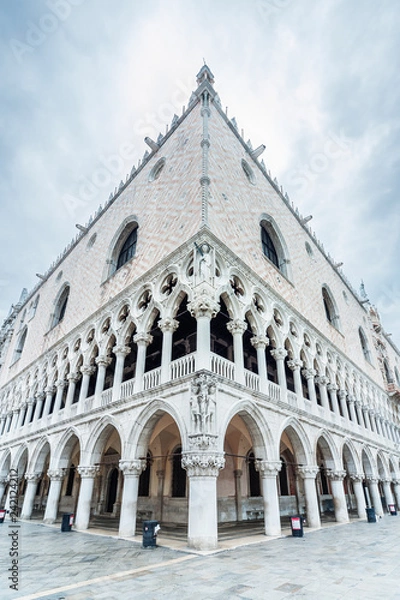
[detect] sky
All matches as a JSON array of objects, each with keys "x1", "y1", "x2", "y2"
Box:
[{"x1": 0, "y1": 0, "x2": 399, "y2": 343}]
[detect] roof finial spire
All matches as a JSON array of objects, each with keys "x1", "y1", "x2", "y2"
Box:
[{"x1": 196, "y1": 63, "x2": 215, "y2": 86}]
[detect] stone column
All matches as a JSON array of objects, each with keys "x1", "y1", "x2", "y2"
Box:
[
  {"x1": 382, "y1": 479, "x2": 395, "y2": 508},
  {"x1": 354, "y1": 401, "x2": 364, "y2": 427},
  {"x1": 327, "y1": 470, "x2": 349, "y2": 523},
  {"x1": 337, "y1": 390, "x2": 349, "y2": 419},
  {"x1": 188, "y1": 294, "x2": 219, "y2": 371},
  {"x1": 10, "y1": 409, "x2": 20, "y2": 431},
  {"x1": 287, "y1": 358, "x2": 304, "y2": 397},
  {"x1": 227, "y1": 319, "x2": 247, "y2": 385},
  {"x1": 369, "y1": 410, "x2": 377, "y2": 433},
  {"x1": 393, "y1": 479, "x2": 400, "y2": 509},
  {"x1": 251, "y1": 336, "x2": 269, "y2": 394},
  {"x1": 0, "y1": 477, "x2": 7, "y2": 504},
  {"x1": 0, "y1": 415, "x2": 7, "y2": 436},
  {"x1": 78, "y1": 366, "x2": 96, "y2": 410},
  {"x1": 327, "y1": 384, "x2": 340, "y2": 416},
  {"x1": 94, "y1": 356, "x2": 111, "y2": 404},
  {"x1": 156, "y1": 469, "x2": 165, "y2": 522},
  {"x1": 375, "y1": 415, "x2": 382, "y2": 436},
  {"x1": 347, "y1": 396, "x2": 358, "y2": 423},
  {"x1": 133, "y1": 333, "x2": 153, "y2": 393},
  {"x1": 361, "y1": 407, "x2": 371, "y2": 430},
  {"x1": 112, "y1": 345, "x2": 131, "y2": 402},
  {"x1": 52, "y1": 380, "x2": 66, "y2": 415},
  {"x1": 159, "y1": 317, "x2": 179, "y2": 383},
  {"x1": 255, "y1": 461, "x2": 282, "y2": 536},
  {"x1": 75, "y1": 466, "x2": 99, "y2": 530},
  {"x1": 315, "y1": 376, "x2": 330, "y2": 410},
  {"x1": 42, "y1": 387, "x2": 55, "y2": 418},
  {"x1": 43, "y1": 469, "x2": 67, "y2": 523},
  {"x1": 366, "y1": 477, "x2": 384, "y2": 517},
  {"x1": 302, "y1": 369, "x2": 317, "y2": 404},
  {"x1": 297, "y1": 466, "x2": 321, "y2": 529},
  {"x1": 33, "y1": 393, "x2": 45, "y2": 421},
  {"x1": 234, "y1": 469, "x2": 243, "y2": 522},
  {"x1": 270, "y1": 348, "x2": 288, "y2": 397},
  {"x1": 64, "y1": 373, "x2": 80, "y2": 410},
  {"x1": 24, "y1": 401, "x2": 35, "y2": 425},
  {"x1": 350, "y1": 474, "x2": 367, "y2": 518},
  {"x1": 182, "y1": 452, "x2": 225, "y2": 551},
  {"x1": 21, "y1": 473, "x2": 41, "y2": 519},
  {"x1": 118, "y1": 460, "x2": 146, "y2": 537}
]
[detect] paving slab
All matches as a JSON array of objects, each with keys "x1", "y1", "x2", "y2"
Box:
[{"x1": 1, "y1": 516, "x2": 400, "y2": 599}]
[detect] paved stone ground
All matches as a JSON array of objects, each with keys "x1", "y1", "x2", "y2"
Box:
[{"x1": 1, "y1": 516, "x2": 400, "y2": 600}]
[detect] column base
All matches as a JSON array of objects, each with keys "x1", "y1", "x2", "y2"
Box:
[{"x1": 188, "y1": 535, "x2": 218, "y2": 551}]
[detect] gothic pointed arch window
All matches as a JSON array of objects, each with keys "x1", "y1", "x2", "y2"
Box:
[
  {"x1": 171, "y1": 446, "x2": 186, "y2": 498},
  {"x1": 247, "y1": 451, "x2": 261, "y2": 497},
  {"x1": 51, "y1": 285, "x2": 70, "y2": 328},
  {"x1": 12, "y1": 326, "x2": 28, "y2": 363},
  {"x1": 105, "y1": 216, "x2": 139, "y2": 278},
  {"x1": 259, "y1": 215, "x2": 290, "y2": 278},
  {"x1": 359, "y1": 327, "x2": 371, "y2": 363},
  {"x1": 322, "y1": 286, "x2": 340, "y2": 330}
]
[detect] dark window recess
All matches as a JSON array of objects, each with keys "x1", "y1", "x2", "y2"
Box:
[
  {"x1": 261, "y1": 227, "x2": 279, "y2": 269},
  {"x1": 117, "y1": 228, "x2": 137, "y2": 269},
  {"x1": 172, "y1": 447, "x2": 186, "y2": 498}
]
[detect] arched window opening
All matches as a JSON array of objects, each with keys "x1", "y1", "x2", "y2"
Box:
[
  {"x1": 384, "y1": 360, "x2": 393, "y2": 384},
  {"x1": 359, "y1": 328, "x2": 371, "y2": 363},
  {"x1": 116, "y1": 227, "x2": 138, "y2": 270},
  {"x1": 171, "y1": 446, "x2": 186, "y2": 498},
  {"x1": 13, "y1": 327, "x2": 28, "y2": 362},
  {"x1": 248, "y1": 452, "x2": 261, "y2": 497},
  {"x1": 284, "y1": 346, "x2": 296, "y2": 393},
  {"x1": 52, "y1": 286, "x2": 70, "y2": 328},
  {"x1": 65, "y1": 465, "x2": 76, "y2": 496},
  {"x1": 138, "y1": 452, "x2": 152, "y2": 497},
  {"x1": 322, "y1": 287, "x2": 340, "y2": 330},
  {"x1": 172, "y1": 296, "x2": 197, "y2": 361},
  {"x1": 319, "y1": 464, "x2": 330, "y2": 496},
  {"x1": 104, "y1": 352, "x2": 116, "y2": 390},
  {"x1": 395, "y1": 367, "x2": 400, "y2": 387},
  {"x1": 210, "y1": 298, "x2": 233, "y2": 361},
  {"x1": 261, "y1": 226, "x2": 279, "y2": 269}
]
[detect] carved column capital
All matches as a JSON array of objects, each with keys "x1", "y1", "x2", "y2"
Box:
[
  {"x1": 226, "y1": 319, "x2": 247, "y2": 335},
  {"x1": 188, "y1": 294, "x2": 219, "y2": 319},
  {"x1": 349, "y1": 472, "x2": 364, "y2": 483},
  {"x1": 45, "y1": 386, "x2": 56, "y2": 395},
  {"x1": 95, "y1": 355, "x2": 112, "y2": 368},
  {"x1": 302, "y1": 368, "x2": 316, "y2": 380},
  {"x1": 181, "y1": 453, "x2": 225, "y2": 477},
  {"x1": 25, "y1": 472, "x2": 41, "y2": 483},
  {"x1": 315, "y1": 375, "x2": 329, "y2": 387},
  {"x1": 327, "y1": 384, "x2": 338, "y2": 392},
  {"x1": 287, "y1": 358, "x2": 303, "y2": 372},
  {"x1": 250, "y1": 335, "x2": 269, "y2": 350},
  {"x1": 80, "y1": 365, "x2": 96, "y2": 377},
  {"x1": 326, "y1": 470, "x2": 347, "y2": 481},
  {"x1": 270, "y1": 348, "x2": 287, "y2": 361},
  {"x1": 35, "y1": 391, "x2": 46, "y2": 401},
  {"x1": 158, "y1": 317, "x2": 179, "y2": 334},
  {"x1": 47, "y1": 468, "x2": 67, "y2": 481},
  {"x1": 67, "y1": 372, "x2": 80, "y2": 383},
  {"x1": 56, "y1": 379, "x2": 66, "y2": 389},
  {"x1": 133, "y1": 332, "x2": 153, "y2": 346},
  {"x1": 77, "y1": 466, "x2": 100, "y2": 479},
  {"x1": 365, "y1": 476, "x2": 378, "y2": 484},
  {"x1": 297, "y1": 465, "x2": 319, "y2": 479},
  {"x1": 254, "y1": 460, "x2": 282, "y2": 477},
  {"x1": 113, "y1": 345, "x2": 131, "y2": 357},
  {"x1": 119, "y1": 459, "x2": 146, "y2": 475}
]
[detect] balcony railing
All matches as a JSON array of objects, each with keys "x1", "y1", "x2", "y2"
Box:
[
  {"x1": 210, "y1": 353, "x2": 235, "y2": 380},
  {"x1": 101, "y1": 387, "x2": 112, "y2": 407},
  {"x1": 244, "y1": 370, "x2": 260, "y2": 392},
  {"x1": 143, "y1": 367, "x2": 161, "y2": 390},
  {"x1": 120, "y1": 378, "x2": 135, "y2": 399},
  {"x1": 171, "y1": 354, "x2": 196, "y2": 380}
]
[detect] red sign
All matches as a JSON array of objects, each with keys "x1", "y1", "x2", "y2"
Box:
[{"x1": 292, "y1": 517, "x2": 301, "y2": 530}]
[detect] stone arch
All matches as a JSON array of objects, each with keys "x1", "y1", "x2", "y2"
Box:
[
  {"x1": 361, "y1": 447, "x2": 376, "y2": 478},
  {"x1": 218, "y1": 400, "x2": 274, "y2": 459},
  {"x1": 259, "y1": 213, "x2": 291, "y2": 279},
  {"x1": 341, "y1": 439, "x2": 361, "y2": 474},
  {"x1": 278, "y1": 418, "x2": 312, "y2": 465},
  {"x1": 53, "y1": 427, "x2": 83, "y2": 469},
  {"x1": 314, "y1": 431, "x2": 340, "y2": 470},
  {"x1": 103, "y1": 215, "x2": 140, "y2": 280},
  {"x1": 12, "y1": 444, "x2": 29, "y2": 473},
  {"x1": 29, "y1": 437, "x2": 51, "y2": 473},
  {"x1": 84, "y1": 417, "x2": 124, "y2": 465},
  {"x1": 0, "y1": 450, "x2": 11, "y2": 477},
  {"x1": 376, "y1": 452, "x2": 389, "y2": 479},
  {"x1": 128, "y1": 399, "x2": 187, "y2": 459}
]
